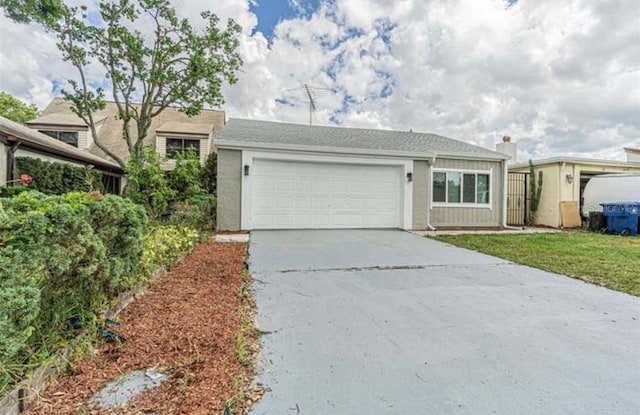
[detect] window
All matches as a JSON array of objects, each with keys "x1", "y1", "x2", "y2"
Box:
[
  {"x1": 432, "y1": 170, "x2": 491, "y2": 206},
  {"x1": 166, "y1": 138, "x2": 200, "y2": 159},
  {"x1": 40, "y1": 130, "x2": 78, "y2": 147}
]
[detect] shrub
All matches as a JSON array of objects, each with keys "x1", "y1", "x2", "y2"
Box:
[
  {"x1": 202, "y1": 152, "x2": 217, "y2": 195},
  {"x1": 167, "y1": 194, "x2": 217, "y2": 233},
  {"x1": 139, "y1": 225, "x2": 199, "y2": 275},
  {"x1": 126, "y1": 147, "x2": 175, "y2": 219},
  {"x1": 0, "y1": 192, "x2": 150, "y2": 390},
  {"x1": 0, "y1": 191, "x2": 203, "y2": 393},
  {"x1": 166, "y1": 151, "x2": 204, "y2": 201},
  {"x1": 15, "y1": 157, "x2": 102, "y2": 194}
]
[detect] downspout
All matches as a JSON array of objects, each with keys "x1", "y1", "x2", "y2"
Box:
[
  {"x1": 501, "y1": 158, "x2": 509, "y2": 228},
  {"x1": 426, "y1": 155, "x2": 437, "y2": 231},
  {"x1": 559, "y1": 162, "x2": 566, "y2": 227}
]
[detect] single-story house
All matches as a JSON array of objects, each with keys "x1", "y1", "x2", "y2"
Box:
[
  {"x1": 25, "y1": 98, "x2": 226, "y2": 168},
  {"x1": 0, "y1": 115, "x2": 124, "y2": 192},
  {"x1": 215, "y1": 118, "x2": 510, "y2": 231},
  {"x1": 509, "y1": 151, "x2": 640, "y2": 227}
]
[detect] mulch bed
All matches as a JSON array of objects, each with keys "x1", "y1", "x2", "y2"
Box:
[{"x1": 27, "y1": 241, "x2": 250, "y2": 415}]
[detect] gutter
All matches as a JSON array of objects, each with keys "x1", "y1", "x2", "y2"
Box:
[
  {"x1": 501, "y1": 158, "x2": 509, "y2": 228},
  {"x1": 425, "y1": 156, "x2": 437, "y2": 231}
]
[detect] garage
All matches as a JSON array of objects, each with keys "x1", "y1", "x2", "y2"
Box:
[
  {"x1": 215, "y1": 118, "x2": 509, "y2": 232},
  {"x1": 249, "y1": 158, "x2": 403, "y2": 229}
]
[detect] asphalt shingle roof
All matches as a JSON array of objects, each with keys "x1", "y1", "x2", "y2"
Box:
[
  {"x1": 216, "y1": 118, "x2": 507, "y2": 160},
  {"x1": 0, "y1": 116, "x2": 123, "y2": 171},
  {"x1": 28, "y1": 98, "x2": 225, "y2": 164}
]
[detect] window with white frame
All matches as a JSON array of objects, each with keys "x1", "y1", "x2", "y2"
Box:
[
  {"x1": 166, "y1": 138, "x2": 200, "y2": 159},
  {"x1": 433, "y1": 170, "x2": 491, "y2": 206}
]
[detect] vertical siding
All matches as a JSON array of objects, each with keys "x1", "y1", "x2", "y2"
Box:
[
  {"x1": 0, "y1": 142, "x2": 7, "y2": 185},
  {"x1": 77, "y1": 130, "x2": 90, "y2": 149},
  {"x1": 216, "y1": 148, "x2": 242, "y2": 231},
  {"x1": 430, "y1": 158, "x2": 504, "y2": 227},
  {"x1": 412, "y1": 160, "x2": 429, "y2": 229}
]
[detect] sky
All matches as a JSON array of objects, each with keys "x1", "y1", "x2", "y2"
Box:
[{"x1": 0, "y1": 0, "x2": 638, "y2": 162}]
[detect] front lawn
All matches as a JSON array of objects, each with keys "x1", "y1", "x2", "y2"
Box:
[{"x1": 431, "y1": 231, "x2": 640, "y2": 297}]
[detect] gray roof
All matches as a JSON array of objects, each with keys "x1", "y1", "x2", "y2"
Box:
[
  {"x1": 215, "y1": 118, "x2": 507, "y2": 160},
  {"x1": 0, "y1": 116, "x2": 123, "y2": 172}
]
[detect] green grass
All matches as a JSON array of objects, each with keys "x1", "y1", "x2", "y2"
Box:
[{"x1": 431, "y1": 231, "x2": 640, "y2": 297}]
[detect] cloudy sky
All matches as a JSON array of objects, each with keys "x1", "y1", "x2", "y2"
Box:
[{"x1": 1, "y1": 0, "x2": 638, "y2": 161}]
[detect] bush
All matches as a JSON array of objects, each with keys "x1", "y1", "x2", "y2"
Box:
[
  {"x1": 166, "y1": 151, "x2": 204, "y2": 201},
  {"x1": 167, "y1": 194, "x2": 217, "y2": 232},
  {"x1": 0, "y1": 190, "x2": 205, "y2": 393},
  {"x1": 0, "y1": 191, "x2": 151, "y2": 391},
  {"x1": 202, "y1": 152, "x2": 217, "y2": 195},
  {"x1": 125, "y1": 147, "x2": 175, "y2": 219},
  {"x1": 15, "y1": 157, "x2": 102, "y2": 194},
  {"x1": 139, "y1": 225, "x2": 199, "y2": 276}
]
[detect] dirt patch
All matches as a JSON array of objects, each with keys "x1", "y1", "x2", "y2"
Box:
[{"x1": 27, "y1": 241, "x2": 253, "y2": 414}]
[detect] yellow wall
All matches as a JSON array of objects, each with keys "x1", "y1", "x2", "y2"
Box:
[{"x1": 512, "y1": 161, "x2": 640, "y2": 227}]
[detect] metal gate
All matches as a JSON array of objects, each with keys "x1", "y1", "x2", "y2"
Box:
[{"x1": 507, "y1": 172, "x2": 530, "y2": 226}]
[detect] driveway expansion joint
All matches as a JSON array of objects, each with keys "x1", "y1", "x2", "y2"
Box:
[{"x1": 274, "y1": 262, "x2": 513, "y2": 274}]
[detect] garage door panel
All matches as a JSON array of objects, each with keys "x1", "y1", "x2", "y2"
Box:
[{"x1": 251, "y1": 159, "x2": 402, "y2": 229}]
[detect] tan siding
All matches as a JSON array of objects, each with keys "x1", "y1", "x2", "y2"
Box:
[
  {"x1": 77, "y1": 130, "x2": 92, "y2": 149},
  {"x1": 216, "y1": 148, "x2": 242, "y2": 231},
  {"x1": 412, "y1": 160, "x2": 429, "y2": 229},
  {"x1": 430, "y1": 158, "x2": 503, "y2": 227},
  {"x1": 0, "y1": 142, "x2": 7, "y2": 185}
]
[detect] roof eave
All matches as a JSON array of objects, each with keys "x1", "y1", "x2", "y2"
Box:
[
  {"x1": 3, "y1": 133, "x2": 123, "y2": 173},
  {"x1": 215, "y1": 140, "x2": 507, "y2": 161}
]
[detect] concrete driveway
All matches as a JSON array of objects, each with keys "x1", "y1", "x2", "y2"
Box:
[{"x1": 249, "y1": 230, "x2": 640, "y2": 415}]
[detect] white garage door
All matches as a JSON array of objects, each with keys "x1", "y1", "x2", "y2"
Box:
[{"x1": 251, "y1": 158, "x2": 403, "y2": 229}]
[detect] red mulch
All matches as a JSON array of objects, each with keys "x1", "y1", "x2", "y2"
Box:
[{"x1": 27, "y1": 241, "x2": 249, "y2": 415}]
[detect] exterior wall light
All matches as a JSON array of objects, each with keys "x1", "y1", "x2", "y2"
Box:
[
  {"x1": 244, "y1": 165, "x2": 250, "y2": 176},
  {"x1": 565, "y1": 173, "x2": 573, "y2": 184},
  {"x1": 406, "y1": 172, "x2": 413, "y2": 182}
]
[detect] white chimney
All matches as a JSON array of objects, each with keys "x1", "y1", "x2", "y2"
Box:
[
  {"x1": 496, "y1": 135, "x2": 518, "y2": 165},
  {"x1": 624, "y1": 147, "x2": 640, "y2": 163}
]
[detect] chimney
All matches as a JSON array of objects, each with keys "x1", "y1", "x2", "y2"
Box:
[
  {"x1": 624, "y1": 147, "x2": 640, "y2": 163},
  {"x1": 496, "y1": 135, "x2": 518, "y2": 165}
]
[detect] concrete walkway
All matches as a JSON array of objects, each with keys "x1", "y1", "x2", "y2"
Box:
[{"x1": 249, "y1": 230, "x2": 640, "y2": 415}]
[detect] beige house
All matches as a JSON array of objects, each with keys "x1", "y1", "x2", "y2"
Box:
[
  {"x1": 26, "y1": 98, "x2": 226, "y2": 168},
  {"x1": 509, "y1": 152, "x2": 640, "y2": 228},
  {"x1": 216, "y1": 119, "x2": 509, "y2": 231},
  {"x1": 1, "y1": 116, "x2": 124, "y2": 191}
]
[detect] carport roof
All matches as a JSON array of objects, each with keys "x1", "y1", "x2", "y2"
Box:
[{"x1": 215, "y1": 118, "x2": 508, "y2": 160}]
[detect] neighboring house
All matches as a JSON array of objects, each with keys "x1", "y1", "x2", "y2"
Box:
[
  {"x1": 0, "y1": 115, "x2": 124, "y2": 192},
  {"x1": 215, "y1": 118, "x2": 509, "y2": 231},
  {"x1": 25, "y1": 98, "x2": 225, "y2": 168},
  {"x1": 509, "y1": 150, "x2": 640, "y2": 228}
]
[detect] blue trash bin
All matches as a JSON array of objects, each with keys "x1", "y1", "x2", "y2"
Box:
[{"x1": 601, "y1": 202, "x2": 640, "y2": 236}]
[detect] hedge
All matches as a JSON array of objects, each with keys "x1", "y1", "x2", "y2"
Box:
[
  {"x1": 0, "y1": 191, "x2": 202, "y2": 394},
  {"x1": 15, "y1": 157, "x2": 103, "y2": 194}
]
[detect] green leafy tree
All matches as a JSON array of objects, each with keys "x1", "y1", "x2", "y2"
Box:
[
  {"x1": 1, "y1": 0, "x2": 242, "y2": 168},
  {"x1": 0, "y1": 91, "x2": 38, "y2": 123}
]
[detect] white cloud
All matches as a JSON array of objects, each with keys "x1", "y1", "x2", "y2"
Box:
[{"x1": 0, "y1": 0, "x2": 638, "y2": 160}]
